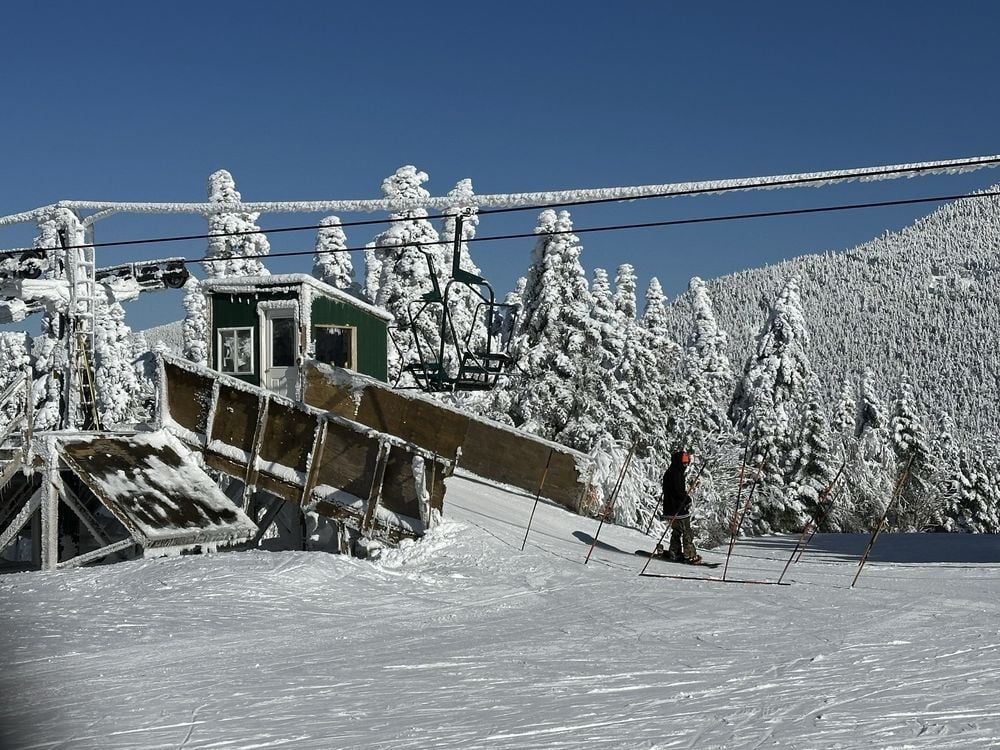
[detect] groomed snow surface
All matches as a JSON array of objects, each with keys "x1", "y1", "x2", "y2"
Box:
[{"x1": 2, "y1": 472, "x2": 1000, "y2": 749}]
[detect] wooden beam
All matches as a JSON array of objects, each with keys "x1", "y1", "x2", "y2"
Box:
[
  {"x1": 56, "y1": 538, "x2": 135, "y2": 570},
  {"x1": 299, "y1": 418, "x2": 328, "y2": 507},
  {"x1": 59, "y1": 481, "x2": 115, "y2": 549},
  {"x1": 361, "y1": 442, "x2": 390, "y2": 533},
  {"x1": 40, "y1": 463, "x2": 59, "y2": 571},
  {"x1": 248, "y1": 495, "x2": 287, "y2": 547},
  {"x1": 241, "y1": 395, "x2": 270, "y2": 506},
  {"x1": 0, "y1": 485, "x2": 41, "y2": 557}
]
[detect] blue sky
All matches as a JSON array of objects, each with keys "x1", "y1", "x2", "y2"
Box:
[{"x1": 2, "y1": 1, "x2": 999, "y2": 330}]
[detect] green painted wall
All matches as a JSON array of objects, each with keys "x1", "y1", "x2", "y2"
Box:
[
  {"x1": 311, "y1": 296, "x2": 388, "y2": 381},
  {"x1": 210, "y1": 285, "x2": 388, "y2": 386}
]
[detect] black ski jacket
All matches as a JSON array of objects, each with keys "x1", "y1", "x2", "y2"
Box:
[{"x1": 662, "y1": 454, "x2": 692, "y2": 519}]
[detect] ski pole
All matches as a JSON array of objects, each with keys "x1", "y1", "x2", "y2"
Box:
[
  {"x1": 777, "y1": 459, "x2": 849, "y2": 583},
  {"x1": 520, "y1": 448, "x2": 554, "y2": 551},
  {"x1": 851, "y1": 454, "x2": 914, "y2": 588},
  {"x1": 723, "y1": 456, "x2": 765, "y2": 582},
  {"x1": 584, "y1": 444, "x2": 635, "y2": 564}
]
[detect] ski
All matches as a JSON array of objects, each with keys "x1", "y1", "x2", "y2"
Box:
[
  {"x1": 634, "y1": 550, "x2": 721, "y2": 569},
  {"x1": 640, "y1": 572, "x2": 792, "y2": 586}
]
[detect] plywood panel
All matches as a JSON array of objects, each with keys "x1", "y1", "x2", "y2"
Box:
[
  {"x1": 302, "y1": 367, "x2": 361, "y2": 420},
  {"x1": 312, "y1": 422, "x2": 380, "y2": 501},
  {"x1": 212, "y1": 385, "x2": 260, "y2": 455},
  {"x1": 258, "y1": 401, "x2": 316, "y2": 473},
  {"x1": 356, "y1": 387, "x2": 406, "y2": 435},
  {"x1": 399, "y1": 398, "x2": 468, "y2": 459},
  {"x1": 163, "y1": 362, "x2": 212, "y2": 435},
  {"x1": 462, "y1": 421, "x2": 584, "y2": 510}
]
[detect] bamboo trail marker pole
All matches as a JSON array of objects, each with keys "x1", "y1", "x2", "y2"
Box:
[
  {"x1": 721, "y1": 440, "x2": 753, "y2": 579},
  {"x1": 777, "y1": 459, "x2": 849, "y2": 584},
  {"x1": 851, "y1": 455, "x2": 915, "y2": 589},
  {"x1": 723, "y1": 458, "x2": 765, "y2": 582},
  {"x1": 520, "y1": 449, "x2": 554, "y2": 552},
  {"x1": 638, "y1": 510, "x2": 682, "y2": 576},
  {"x1": 584, "y1": 445, "x2": 635, "y2": 564}
]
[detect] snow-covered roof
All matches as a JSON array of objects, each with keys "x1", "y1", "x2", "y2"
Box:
[{"x1": 200, "y1": 273, "x2": 393, "y2": 322}]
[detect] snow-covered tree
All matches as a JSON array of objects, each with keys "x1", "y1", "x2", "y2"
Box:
[
  {"x1": 680, "y1": 276, "x2": 734, "y2": 450},
  {"x1": 506, "y1": 209, "x2": 591, "y2": 440},
  {"x1": 0, "y1": 333, "x2": 29, "y2": 433},
  {"x1": 203, "y1": 169, "x2": 271, "y2": 279},
  {"x1": 785, "y1": 398, "x2": 836, "y2": 522},
  {"x1": 612, "y1": 265, "x2": 662, "y2": 451},
  {"x1": 945, "y1": 449, "x2": 1000, "y2": 533},
  {"x1": 889, "y1": 376, "x2": 934, "y2": 530},
  {"x1": 560, "y1": 268, "x2": 625, "y2": 452},
  {"x1": 729, "y1": 277, "x2": 817, "y2": 532},
  {"x1": 182, "y1": 278, "x2": 209, "y2": 367},
  {"x1": 367, "y1": 166, "x2": 443, "y2": 383},
  {"x1": 312, "y1": 216, "x2": 353, "y2": 291},
  {"x1": 93, "y1": 292, "x2": 140, "y2": 428}
]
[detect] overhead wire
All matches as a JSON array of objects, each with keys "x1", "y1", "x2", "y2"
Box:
[
  {"x1": 99, "y1": 188, "x2": 1000, "y2": 270},
  {"x1": 15, "y1": 156, "x2": 1000, "y2": 255}
]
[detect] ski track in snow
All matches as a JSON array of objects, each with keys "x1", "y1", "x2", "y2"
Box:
[{"x1": 2, "y1": 475, "x2": 1000, "y2": 749}]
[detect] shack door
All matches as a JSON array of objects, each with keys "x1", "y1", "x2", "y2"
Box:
[{"x1": 262, "y1": 307, "x2": 298, "y2": 398}]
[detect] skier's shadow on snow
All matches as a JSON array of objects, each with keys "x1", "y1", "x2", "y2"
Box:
[
  {"x1": 571, "y1": 530, "x2": 627, "y2": 554},
  {"x1": 740, "y1": 533, "x2": 1000, "y2": 565}
]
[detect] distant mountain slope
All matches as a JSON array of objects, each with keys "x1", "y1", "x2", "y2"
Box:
[
  {"x1": 137, "y1": 320, "x2": 183, "y2": 355},
  {"x1": 665, "y1": 189, "x2": 1000, "y2": 444}
]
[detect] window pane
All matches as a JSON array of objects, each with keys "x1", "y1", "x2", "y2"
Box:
[
  {"x1": 315, "y1": 327, "x2": 352, "y2": 368},
  {"x1": 271, "y1": 317, "x2": 296, "y2": 367},
  {"x1": 220, "y1": 329, "x2": 253, "y2": 374},
  {"x1": 236, "y1": 330, "x2": 253, "y2": 372}
]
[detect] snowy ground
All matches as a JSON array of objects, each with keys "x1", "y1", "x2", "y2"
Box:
[{"x1": 2, "y1": 473, "x2": 1000, "y2": 749}]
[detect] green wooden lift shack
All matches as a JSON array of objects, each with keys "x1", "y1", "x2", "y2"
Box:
[{"x1": 201, "y1": 274, "x2": 391, "y2": 399}]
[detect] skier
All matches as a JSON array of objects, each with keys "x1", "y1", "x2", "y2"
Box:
[{"x1": 658, "y1": 450, "x2": 702, "y2": 564}]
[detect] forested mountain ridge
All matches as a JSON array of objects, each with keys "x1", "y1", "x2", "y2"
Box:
[{"x1": 664, "y1": 189, "x2": 1000, "y2": 445}]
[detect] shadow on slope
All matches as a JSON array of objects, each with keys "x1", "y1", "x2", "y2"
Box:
[{"x1": 739, "y1": 533, "x2": 1000, "y2": 565}]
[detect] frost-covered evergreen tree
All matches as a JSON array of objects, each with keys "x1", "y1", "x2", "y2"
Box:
[
  {"x1": 203, "y1": 170, "x2": 271, "y2": 279},
  {"x1": 182, "y1": 278, "x2": 208, "y2": 366},
  {"x1": 889, "y1": 376, "x2": 934, "y2": 530},
  {"x1": 785, "y1": 398, "x2": 836, "y2": 522},
  {"x1": 945, "y1": 449, "x2": 1000, "y2": 533},
  {"x1": 367, "y1": 166, "x2": 443, "y2": 383},
  {"x1": 612, "y1": 264, "x2": 662, "y2": 451},
  {"x1": 560, "y1": 268, "x2": 626, "y2": 452},
  {"x1": 849, "y1": 371, "x2": 896, "y2": 529},
  {"x1": 680, "y1": 276, "x2": 734, "y2": 450},
  {"x1": 925, "y1": 411, "x2": 960, "y2": 529},
  {"x1": 93, "y1": 292, "x2": 140, "y2": 428},
  {"x1": 30, "y1": 208, "x2": 78, "y2": 430},
  {"x1": 312, "y1": 216, "x2": 353, "y2": 291},
  {"x1": 832, "y1": 378, "x2": 858, "y2": 438},
  {"x1": 0, "y1": 333, "x2": 29, "y2": 433},
  {"x1": 506, "y1": 209, "x2": 591, "y2": 440},
  {"x1": 640, "y1": 276, "x2": 684, "y2": 457},
  {"x1": 729, "y1": 277, "x2": 817, "y2": 532}
]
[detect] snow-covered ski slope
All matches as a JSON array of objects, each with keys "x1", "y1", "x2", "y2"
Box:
[{"x1": 2, "y1": 472, "x2": 999, "y2": 749}]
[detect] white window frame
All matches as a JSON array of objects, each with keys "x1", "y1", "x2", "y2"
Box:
[
  {"x1": 217, "y1": 327, "x2": 254, "y2": 375},
  {"x1": 313, "y1": 324, "x2": 358, "y2": 370}
]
